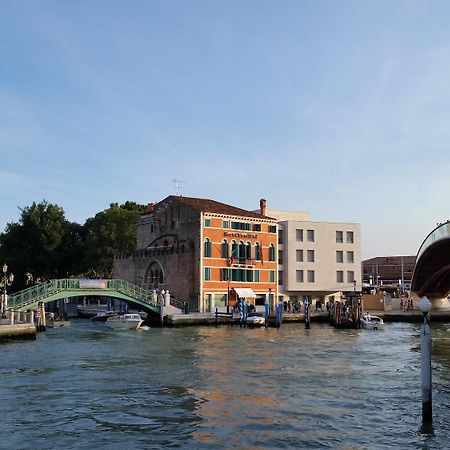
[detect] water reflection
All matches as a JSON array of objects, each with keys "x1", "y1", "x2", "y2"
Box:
[{"x1": 1, "y1": 320, "x2": 450, "y2": 448}]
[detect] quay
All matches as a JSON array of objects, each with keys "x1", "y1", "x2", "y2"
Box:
[{"x1": 0, "y1": 323, "x2": 36, "y2": 341}]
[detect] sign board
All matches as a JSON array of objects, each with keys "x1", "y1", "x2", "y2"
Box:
[{"x1": 79, "y1": 279, "x2": 107, "y2": 289}]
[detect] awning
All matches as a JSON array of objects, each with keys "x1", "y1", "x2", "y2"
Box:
[{"x1": 233, "y1": 288, "x2": 256, "y2": 298}]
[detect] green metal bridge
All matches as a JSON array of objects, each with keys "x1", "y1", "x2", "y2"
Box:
[{"x1": 7, "y1": 279, "x2": 160, "y2": 314}]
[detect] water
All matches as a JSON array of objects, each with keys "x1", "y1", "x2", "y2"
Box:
[{"x1": 1, "y1": 320, "x2": 450, "y2": 449}]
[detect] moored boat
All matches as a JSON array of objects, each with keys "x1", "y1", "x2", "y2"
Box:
[
  {"x1": 92, "y1": 311, "x2": 120, "y2": 322},
  {"x1": 246, "y1": 312, "x2": 265, "y2": 326},
  {"x1": 361, "y1": 313, "x2": 384, "y2": 330},
  {"x1": 105, "y1": 313, "x2": 143, "y2": 330}
]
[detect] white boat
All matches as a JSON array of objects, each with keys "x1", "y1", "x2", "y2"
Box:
[
  {"x1": 92, "y1": 311, "x2": 119, "y2": 322},
  {"x1": 105, "y1": 313, "x2": 143, "y2": 330},
  {"x1": 246, "y1": 313, "x2": 265, "y2": 326},
  {"x1": 361, "y1": 313, "x2": 384, "y2": 330}
]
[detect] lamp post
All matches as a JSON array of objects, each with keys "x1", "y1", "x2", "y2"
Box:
[
  {"x1": 419, "y1": 296, "x2": 432, "y2": 428},
  {"x1": 1, "y1": 263, "x2": 14, "y2": 315}
]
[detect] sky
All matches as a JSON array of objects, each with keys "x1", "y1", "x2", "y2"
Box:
[{"x1": 1, "y1": 0, "x2": 449, "y2": 259}]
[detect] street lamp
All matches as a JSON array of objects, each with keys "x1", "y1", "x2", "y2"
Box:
[
  {"x1": 419, "y1": 296, "x2": 432, "y2": 428},
  {"x1": 1, "y1": 263, "x2": 14, "y2": 314}
]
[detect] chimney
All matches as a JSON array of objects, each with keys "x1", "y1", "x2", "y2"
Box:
[
  {"x1": 147, "y1": 203, "x2": 155, "y2": 213},
  {"x1": 260, "y1": 198, "x2": 267, "y2": 216}
]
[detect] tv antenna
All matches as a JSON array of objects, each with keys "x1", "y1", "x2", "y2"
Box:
[{"x1": 173, "y1": 179, "x2": 187, "y2": 196}]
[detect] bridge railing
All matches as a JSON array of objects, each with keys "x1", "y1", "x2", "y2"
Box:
[
  {"x1": 8, "y1": 279, "x2": 82, "y2": 310},
  {"x1": 106, "y1": 279, "x2": 157, "y2": 307},
  {"x1": 8, "y1": 278, "x2": 159, "y2": 310}
]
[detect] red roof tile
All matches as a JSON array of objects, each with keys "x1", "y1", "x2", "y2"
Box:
[{"x1": 163, "y1": 195, "x2": 275, "y2": 220}]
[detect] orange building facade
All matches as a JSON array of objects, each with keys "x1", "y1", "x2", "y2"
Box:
[
  {"x1": 200, "y1": 209, "x2": 278, "y2": 312},
  {"x1": 114, "y1": 196, "x2": 278, "y2": 313}
]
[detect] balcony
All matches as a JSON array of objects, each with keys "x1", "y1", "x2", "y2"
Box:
[{"x1": 228, "y1": 257, "x2": 256, "y2": 267}]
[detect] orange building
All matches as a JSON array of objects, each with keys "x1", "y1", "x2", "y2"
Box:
[
  {"x1": 114, "y1": 196, "x2": 278, "y2": 313},
  {"x1": 200, "y1": 198, "x2": 278, "y2": 312}
]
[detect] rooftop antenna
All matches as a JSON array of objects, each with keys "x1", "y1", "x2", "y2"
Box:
[{"x1": 173, "y1": 179, "x2": 187, "y2": 196}]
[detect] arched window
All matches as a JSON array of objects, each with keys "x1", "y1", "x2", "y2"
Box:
[
  {"x1": 221, "y1": 239, "x2": 229, "y2": 258},
  {"x1": 238, "y1": 241, "x2": 246, "y2": 259},
  {"x1": 231, "y1": 240, "x2": 238, "y2": 259},
  {"x1": 145, "y1": 261, "x2": 164, "y2": 288},
  {"x1": 254, "y1": 242, "x2": 261, "y2": 260},
  {"x1": 204, "y1": 238, "x2": 212, "y2": 257},
  {"x1": 269, "y1": 243, "x2": 275, "y2": 261},
  {"x1": 246, "y1": 241, "x2": 252, "y2": 259}
]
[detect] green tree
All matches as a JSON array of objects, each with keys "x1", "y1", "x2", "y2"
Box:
[
  {"x1": 82, "y1": 202, "x2": 146, "y2": 277},
  {"x1": 0, "y1": 201, "x2": 68, "y2": 288}
]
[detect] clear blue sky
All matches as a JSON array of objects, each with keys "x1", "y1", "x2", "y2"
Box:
[{"x1": 1, "y1": 0, "x2": 449, "y2": 259}]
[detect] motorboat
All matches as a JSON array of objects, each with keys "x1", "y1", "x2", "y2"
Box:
[
  {"x1": 105, "y1": 313, "x2": 143, "y2": 330},
  {"x1": 361, "y1": 313, "x2": 384, "y2": 330},
  {"x1": 92, "y1": 311, "x2": 119, "y2": 322},
  {"x1": 246, "y1": 312, "x2": 265, "y2": 326}
]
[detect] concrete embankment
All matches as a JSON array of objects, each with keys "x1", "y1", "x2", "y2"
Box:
[
  {"x1": 163, "y1": 310, "x2": 450, "y2": 327},
  {"x1": 0, "y1": 324, "x2": 36, "y2": 342}
]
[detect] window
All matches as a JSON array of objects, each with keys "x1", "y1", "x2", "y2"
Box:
[
  {"x1": 221, "y1": 268, "x2": 231, "y2": 281},
  {"x1": 347, "y1": 271, "x2": 355, "y2": 283},
  {"x1": 278, "y1": 271, "x2": 283, "y2": 285},
  {"x1": 278, "y1": 230, "x2": 283, "y2": 244},
  {"x1": 243, "y1": 223, "x2": 251, "y2": 231},
  {"x1": 336, "y1": 231, "x2": 343, "y2": 243},
  {"x1": 254, "y1": 242, "x2": 261, "y2": 260},
  {"x1": 253, "y1": 223, "x2": 261, "y2": 231},
  {"x1": 337, "y1": 271, "x2": 344, "y2": 283},
  {"x1": 278, "y1": 250, "x2": 283, "y2": 265},
  {"x1": 269, "y1": 244, "x2": 276, "y2": 261},
  {"x1": 204, "y1": 238, "x2": 212, "y2": 257},
  {"x1": 221, "y1": 240, "x2": 229, "y2": 258},
  {"x1": 238, "y1": 241, "x2": 246, "y2": 258},
  {"x1": 296, "y1": 249, "x2": 304, "y2": 262},
  {"x1": 246, "y1": 242, "x2": 252, "y2": 259},
  {"x1": 204, "y1": 267, "x2": 211, "y2": 281},
  {"x1": 150, "y1": 221, "x2": 156, "y2": 233},
  {"x1": 307, "y1": 270, "x2": 315, "y2": 283},
  {"x1": 307, "y1": 250, "x2": 315, "y2": 262},
  {"x1": 346, "y1": 231, "x2": 354, "y2": 244},
  {"x1": 296, "y1": 270, "x2": 304, "y2": 283},
  {"x1": 307, "y1": 229, "x2": 315, "y2": 242},
  {"x1": 254, "y1": 270, "x2": 260, "y2": 282},
  {"x1": 269, "y1": 270, "x2": 275, "y2": 282},
  {"x1": 347, "y1": 251, "x2": 354, "y2": 263},
  {"x1": 231, "y1": 221, "x2": 240, "y2": 230},
  {"x1": 247, "y1": 270, "x2": 253, "y2": 282},
  {"x1": 336, "y1": 251, "x2": 343, "y2": 263},
  {"x1": 223, "y1": 220, "x2": 229, "y2": 229},
  {"x1": 296, "y1": 229, "x2": 303, "y2": 241},
  {"x1": 268, "y1": 225, "x2": 277, "y2": 233},
  {"x1": 204, "y1": 218, "x2": 211, "y2": 227},
  {"x1": 231, "y1": 240, "x2": 238, "y2": 258}
]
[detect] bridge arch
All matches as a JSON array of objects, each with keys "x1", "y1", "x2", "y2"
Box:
[
  {"x1": 7, "y1": 279, "x2": 161, "y2": 315},
  {"x1": 411, "y1": 222, "x2": 450, "y2": 310}
]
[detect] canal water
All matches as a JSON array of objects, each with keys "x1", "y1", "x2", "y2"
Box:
[{"x1": 1, "y1": 319, "x2": 450, "y2": 449}]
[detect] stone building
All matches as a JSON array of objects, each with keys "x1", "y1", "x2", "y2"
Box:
[{"x1": 113, "y1": 196, "x2": 278, "y2": 312}]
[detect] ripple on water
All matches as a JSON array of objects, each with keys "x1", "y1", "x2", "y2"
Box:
[{"x1": 1, "y1": 320, "x2": 450, "y2": 448}]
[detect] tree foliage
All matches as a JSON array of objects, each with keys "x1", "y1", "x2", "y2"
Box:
[{"x1": 0, "y1": 200, "x2": 146, "y2": 290}]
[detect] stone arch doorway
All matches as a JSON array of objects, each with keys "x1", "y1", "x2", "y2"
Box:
[{"x1": 145, "y1": 260, "x2": 165, "y2": 290}]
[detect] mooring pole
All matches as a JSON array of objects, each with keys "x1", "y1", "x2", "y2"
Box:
[
  {"x1": 419, "y1": 296, "x2": 432, "y2": 426},
  {"x1": 304, "y1": 298, "x2": 310, "y2": 329}
]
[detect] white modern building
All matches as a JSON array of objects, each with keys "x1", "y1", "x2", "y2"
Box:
[{"x1": 261, "y1": 203, "x2": 361, "y2": 306}]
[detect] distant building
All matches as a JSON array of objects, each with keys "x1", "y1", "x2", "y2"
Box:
[
  {"x1": 113, "y1": 196, "x2": 278, "y2": 312},
  {"x1": 362, "y1": 255, "x2": 415, "y2": 290},
  {"x1": 258, "y1": 203, "x2": 361, "y2": 305}
]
